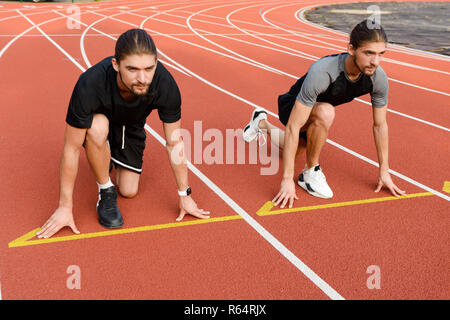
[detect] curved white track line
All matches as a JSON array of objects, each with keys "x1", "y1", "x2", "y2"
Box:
[
  {"x1": 89, "y1": 8, "x2": 295, "y2": 73},
  {"x1": 188, "y1": 3, "x2": 450, "y2": 97},
  {"x1": 16, "y1": 9, "x2": 87, "y2": 72},
  {"x1": 260, "y1": 3, "x2": 450, "y2": 78},
  {"x1": 0, "y1": 0, "x2": 160, "y2": 59},
  {"x1": 128, "y1": 5, "x2": 449, "y2": 132},
  {"x1": 226, "y1": 2, "x2": 346, "y2": 55},
  {"x1": 182, "y1": 3, "x2": 450, "y2": 131},
  {"x1": 129, "y1": 10, "x2": 319, "y2": 63},
  {"x1": 186, "y1": 1, "x2": 296, "y2": 76},
  {"x1": 0, "y1": 0, "x2": 149, "y2": 23},
  {"x1": 76, "y1": 2, "x2": 198, "y2": 76},
  {"x1": 296, "y1": 4, "x2": 450, "y2": 62}
]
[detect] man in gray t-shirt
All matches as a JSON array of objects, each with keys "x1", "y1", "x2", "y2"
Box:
[{"x1": 243, "y1": 20, "x2": 406, "y2": 208}]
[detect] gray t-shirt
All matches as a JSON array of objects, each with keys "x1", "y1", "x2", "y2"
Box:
[{"x1": 296, "y1": 53, "x2": 388, "y2": 108}]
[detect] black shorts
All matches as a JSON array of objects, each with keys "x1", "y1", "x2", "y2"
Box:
[
  {"x1": 108, "y1": 122, "x2": 146, "y2": 174},
  {"x1": 277, "y1": 75, "x2": 308, "y2": 142}
]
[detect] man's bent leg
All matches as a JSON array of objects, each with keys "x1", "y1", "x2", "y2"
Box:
[
  {"x1": 85, "y1": 114, "x2": 123, "y2": 228},
  {"x1": 296, "y1": 102, "x2": 335, "y2": 199},
  {"x1": 84, "y1": 114, "x2": 111, "y2": 184},
  {"x1": 259, "y1": 119, "x2": 306, "y2": 160},
  {"x1": 115, "y1": 166, "x2": 140, "y2": 198},
  {"x1": 303, "y1": 102, "x2": 335, "y2": 169}
]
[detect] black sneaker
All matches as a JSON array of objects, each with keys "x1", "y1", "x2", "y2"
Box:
[{"x1": 96, "y1": 186, "x2": 124, "y2": 228}]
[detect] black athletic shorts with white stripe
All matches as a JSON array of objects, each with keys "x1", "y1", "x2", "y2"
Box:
[{"x1": 108, "y1": 122, "x2": 146, "y2": 174}]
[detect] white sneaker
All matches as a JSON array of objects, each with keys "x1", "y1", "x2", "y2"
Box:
[
  {"x1": 243, "y1": 109, "x2": 267, "y2": 145},
  {"x1": 298, "y1": 164, "x2": 333, "y2": 199}
]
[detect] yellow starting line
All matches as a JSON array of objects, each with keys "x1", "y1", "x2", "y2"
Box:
[
  {"x1": 8, "y1": 215, "x2": 242, "y2": 248},
  {"x1": 9, "y1": 182, "x2": 449, "y2": 248},
  {"x1": 257, "y1": 192, "x2": 434, "y2": 216}
]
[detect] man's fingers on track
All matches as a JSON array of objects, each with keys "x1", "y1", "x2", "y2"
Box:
[
  {"x1": 374, "y1": 182, "x2": 382, "y2": 192},
  {"x1": 37, "y1": 219, "x2": 53, "y2": 234},
  {"x1": 69, "y1": 223, "x2": 81, "y2": 234},
  {"x1": 192, "y1": 209, "x2": 210, "y2": 219},
  {"x1": 176, "y1": 208, "x2": 186, "y2": 222},
  {"x1": 394, "y1": 185, "x2": 406, "y2": 195},
  {"x1": 288, "y1": 197, "x2": 294, "y2": 208},
  {"x1": 37, "y1": 222, "x2": 55, "y2": 238},
  {"x1": 280, "y1": 195, "x2": 289, "y2": 208},
  {"x1": 389, "y1": 186, "x2": 399, "y2": 197},
  {"x1": 272, "y1": 192, "x2": 282, "y2": 205},
  {"x1": 40, "y1": 225, "x2": 59, "y2": 239}
]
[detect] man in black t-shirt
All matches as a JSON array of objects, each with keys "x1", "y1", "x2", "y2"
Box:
[{"x1": 37, "y1": 29, "x2": 210, "y2": 238}]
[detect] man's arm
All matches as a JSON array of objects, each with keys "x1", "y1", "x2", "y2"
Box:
[
  {"x1": 163, "y1": 120, "x2": 210, "y2": 221},
  {"x1": 272, "y1": 100, "x2": 313, "y2": 208},
  {"x1": 372, "y1": 106, "x2": 406, "y2": 197},
  {"x1": 36, "y1": 124, "x2": 86, "y2": 238}
]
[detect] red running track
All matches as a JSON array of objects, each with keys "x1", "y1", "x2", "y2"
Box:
[{"x1": 0, "y1": 0, "x2": 449, "y2": 300}]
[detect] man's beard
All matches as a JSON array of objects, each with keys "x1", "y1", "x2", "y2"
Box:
[
  {"x1": 119, "y1": 71, "x2": 150, "y2": 96},
  {"x1": 130, "y1": 83, "x2": 150, "y2": 96},
  {"x1": 352, "y1": 55, "x2": 377, "y2": 76}
]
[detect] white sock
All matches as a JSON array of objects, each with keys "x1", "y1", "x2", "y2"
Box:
[{"x1": 97, "y1": 178, "x2": 114, "y2": 191}]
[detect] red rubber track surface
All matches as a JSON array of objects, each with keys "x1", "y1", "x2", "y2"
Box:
[{"x1": 0, "y1": 0, "x2": 448, "y2": 300}]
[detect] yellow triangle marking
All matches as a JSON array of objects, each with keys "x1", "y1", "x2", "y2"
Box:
[
  {"x1": 257, "y1": 191, "x2": 434, "y2": 217},
  {"x1": 443, "y1": 181, "x2": 450, "y2": 193},
  {"x1": 8, "y1": 215, "x2": 242, "y2": 248}
]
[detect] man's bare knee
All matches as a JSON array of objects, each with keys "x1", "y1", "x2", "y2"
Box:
[
  {"x1": 313, "y1": 103, "x2": 335, "y2": 129},
  {"x1": 119, "y1": 187, "x2": 138, "y2": 199},
  {"x1": 86, "y1": 114, "x2": 109, "y2": 147}
]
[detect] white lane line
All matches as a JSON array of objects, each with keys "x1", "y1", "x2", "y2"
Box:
[
  {"x1": 145, "y1": 124, "x2": 345, "y2": 300},
  {"x1": 128, "y1": 10, "x2": 316, "y2": 61},
  {"x1": 0, "y1": 0, "x2": 152, "y2": 58},
  {"x1": 353, "y1": 98, "x2": 450, "y2": 132},
  {"x1": 0, "y1": 0, "x2": 150, "y2": 23},
  {"x1": 88, "y1": 9, "x2": 288, "y2": 73},
  {"x1": 186, "y1": 2, "x2": 294, "y2": 76},
  {"x1": 16, "y1": 10, "x2": 87, "y2": 72},
  {"x1": 325, "y1": 139, "x2": 450, "y2": 201},
  {"x1": 57, "y1": 7, "x2": 191, "y2": 77}
]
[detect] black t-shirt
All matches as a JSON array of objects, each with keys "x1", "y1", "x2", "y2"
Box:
[{"x1": 66, "y1": 56, "x2": 181, "y2": 129}]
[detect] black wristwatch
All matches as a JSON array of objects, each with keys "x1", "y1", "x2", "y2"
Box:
[{"x1": 178, "y1": 187, "x2": 191, "y2": 197}]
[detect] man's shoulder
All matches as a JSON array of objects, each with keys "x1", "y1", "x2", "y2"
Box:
[
  {"x1": 370, "y1": 65, "x2": 389, "y2": 89},
  {"x1": 154, "y1": 60, "x2": 175, "y2": 82},
  {"x1": 78, "y1": 56, "x2": 113, "y2": 84},
  {"x1": 372, "y1": 65, "x2": 388, "y2": 81},
  {"x1": 73, "y1": 56, "x2": 113, "y2": 98},
  {"x1": 308, "y1": 52, "x2": 345, "y2": 78},
  {"x1": 151, "y1": 60, "x2": 179, "y2": 93}
]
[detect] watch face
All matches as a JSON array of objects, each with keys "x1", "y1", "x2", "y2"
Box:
[{"x1": 186, "y1": 187, "x2": 191, "y2": 196}]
